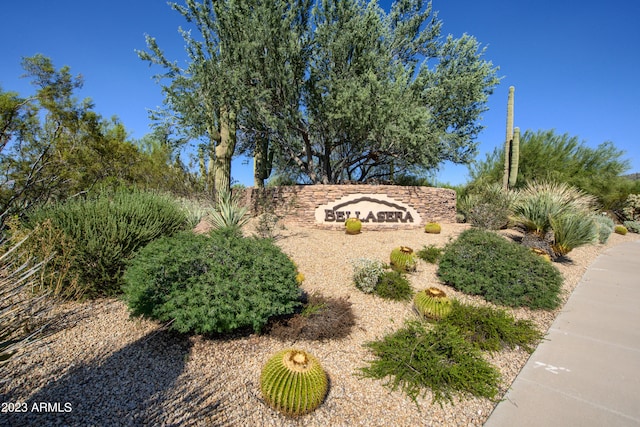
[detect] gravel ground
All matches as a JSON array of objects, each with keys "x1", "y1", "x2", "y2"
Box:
[{"x1": 1, "y1": 222, "x2": 637, "y2": 427}]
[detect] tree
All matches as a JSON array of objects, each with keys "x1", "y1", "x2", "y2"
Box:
[
  {"x1": 142, "y1": 0, "x2": 499, "y2": 187},
  {"x1": 468, "y1": 129, "x2": 636, "y2": 209}
]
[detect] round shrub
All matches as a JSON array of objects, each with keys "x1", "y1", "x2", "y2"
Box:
[
  {"x1": 351, "y1": 258, "x2": 384, "y2": 294},
  {"x1": 375, "y1": 270, "x2": 413, "y2": 301},
  {"x1": 437, "y1": 229, "x2": 562, "y2": 310},
  {"x1": 122, "y1": 229, "x2": 302, "y2": 334}
]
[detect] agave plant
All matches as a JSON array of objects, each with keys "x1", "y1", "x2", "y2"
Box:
[{"x1": 208, "y1": 189, "x2": 250, "y2": 230}]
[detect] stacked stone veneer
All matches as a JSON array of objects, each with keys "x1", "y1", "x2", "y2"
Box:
[{"x1": 239, "y1": 185, "x2": 456, "y2": 229}]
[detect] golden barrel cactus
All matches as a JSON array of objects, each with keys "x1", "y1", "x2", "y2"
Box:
[
  {"x1": 260, "y1": 349, "x2": 328, "y2": 417},
  {"x1": 413, "y1": 287, "x2": 452, "y2": 320},
  {"x1": 424, "y1": 222, "x2": 441, "y2": 234},
  {"x1": 390, "y1": 246, "x2": 417, "y2": 272},
  {"x1": 345, "y1": 217, "x2": 362, "y2": 234}
]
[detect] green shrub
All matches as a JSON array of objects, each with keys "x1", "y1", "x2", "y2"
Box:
[
  {"x1": 549, "y1": 212, "x2": 597, "y2": 256},
  {"x1": 442, "y1": 300, "x2": 543, "y2": 353},
  {"x1": 460, "y1": 183, "x2": 516, "y2": 229},
  {"x1": 623, "y1": 220, "x2": 640, "y2": 234},
  {"x1": 594, "y1": 214, "x2": 615, "y2": 243},
  {"x1": 122, "y1": 229, "x2": 302, "y2": 335},
  {"x1": 375, "y1": 270, "x2": 413, "y2": 301},
  {"x1": 22, "y1": 188, "x2": 187, "y2": 298},
  {"x1": 359, "y1": 320, "x2": 500, "y2": 405},
  {"x1": 351, "y1": 258, "x2": 384, "y2": 294},
  {"x1": 416, "y1": 245, "x2": 443, "y2": 264},
  {"x1": 437, "y1": 229, "x2": 562, "y2": 310}
]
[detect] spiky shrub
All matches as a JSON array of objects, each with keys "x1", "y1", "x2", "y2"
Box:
[
  {"x1": 413, "y1": 287, "x2": 452, "y2": 320},
  {"x1": 594, "y1": 214, "x2": 615, "y2": 243},
  {"x1": 438, "y1": 229, "x2": 562, "y2": 310},
  {"x1": 261, "y1": 349, "x2": 328, "y2": 416},
  {"x1": 122, "y1": 229, "x2": 301, "y2": 334},
  {"x1": 375, "y1": 270, "x2": 413, "y2": 301},
  {"x1": 359, "y1": 320, "x2": 500, "y2": 405},
  {"x1": 463, "y1": 183, "x2": 517, "y2": 229},
  {"x1": 424, "y1": 222, "x2": 441, "y2": 234},
  {"x1": 623, "y1": 221, "x2": 640, "y2": 234},
  {"x1": 21, "y1": 188, "x2": 187, "y2": 298},
  {"x1": 208, "y1": 189, "x2": 250, "y2": 231},
  {"x1": 511, "y1": 181, "x2": 596, "y2": 236},
  {"x1": 345, "y1": 217, "x2": 362, "y2": 234},
  {"x1": 615, "y1": 225, "x2": 628, "y2": 235},
  {"x1": 443, "y1": 300, "x2": 543, "y2": 353},
  {"x1": 351, "y1": 258, "x2": 384, "y2": 294},
  {"x1": 390, "y1": 246, "x2": 417, "y2": 272},
  {"x1": 549, "y1": 213, "x2": 597, "y2": 256},
  {"x1": 416, "y1": 245, "x2": 443, "y2": 264}
]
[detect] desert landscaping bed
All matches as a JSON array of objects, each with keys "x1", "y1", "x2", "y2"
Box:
[{"x1": 1, "y1": 222, "x2": 636, "y2": 427}]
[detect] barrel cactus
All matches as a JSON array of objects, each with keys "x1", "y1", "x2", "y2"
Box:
[
  {"x1": 424, "y1": 222, "x2": 441, "y2": 234},
  {"x1": 260, "y1": 348, "x2": 328, "y2": 417},
  {"x1": 390, "y1": 246, "x2": 417, "y2": 272},
  {"x1": 413, "y1": 287, "x2": 452, "y2": 320},
  {"x1": 345, "y1": 217, "x2": 362, "y2": 235},
  {"x1": 615, "y1": 225, "x2": 628, "y2": 235}
]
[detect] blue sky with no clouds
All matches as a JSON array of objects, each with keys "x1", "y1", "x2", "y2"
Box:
[{"x1": 1, "y1": 0, "x2": 638, "y2": 186}]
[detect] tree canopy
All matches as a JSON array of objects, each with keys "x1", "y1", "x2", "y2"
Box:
[{"x1": 140, "y1": 0, "x2": 500, "y2": 187}]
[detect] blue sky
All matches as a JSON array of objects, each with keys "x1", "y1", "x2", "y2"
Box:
[{"x1": 1, "y1": 0, "x2": 638, "y2": 186}]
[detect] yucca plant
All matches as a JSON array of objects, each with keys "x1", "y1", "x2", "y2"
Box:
[
  {"x1": 549, "y1": 213, "x2": 597, "y2": 256},
  {"x1": 208, "y1": 189, "x2": 250, "y2": 230}
]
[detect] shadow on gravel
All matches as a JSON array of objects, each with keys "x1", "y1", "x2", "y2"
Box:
[{"x1": 0, "y1": 329, "x2": 237, "y2": 426}]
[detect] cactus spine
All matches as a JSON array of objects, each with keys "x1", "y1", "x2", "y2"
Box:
[{"x1": 502, "y1": 86, "x2": 520, "y2": 190}]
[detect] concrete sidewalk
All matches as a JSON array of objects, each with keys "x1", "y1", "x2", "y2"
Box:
[{"x1": 484, "y1": 239, "x2": 640, "y2": 427}]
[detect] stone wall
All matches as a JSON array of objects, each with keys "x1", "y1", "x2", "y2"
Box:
[{"x1": 239, "y1": 185, "x2": 456, "y2": 230}]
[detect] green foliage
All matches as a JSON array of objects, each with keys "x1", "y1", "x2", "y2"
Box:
[
  {"x1": 416, "y1": 245, "x2": 443, "y2": 264},
  {"x1": 593, "y1": 214, "x2": 615, "y2": 243},
  {"x1": 122, "y1": 229, "x2": 301, "y2": 334},
  {"x1": 208, "y1": 189, "x2": 249, "y2": 231},
  {"x1": 622, "y1": 194, "x2": 640, "y2": 221},
  {"x1": 390, "y1": 246, "x2": 417, "y2": 272},
  {"x1": 511, "y1": 181, "x2": 596, "y2": 236},
  {"x1": 351, "y1": 258, "x2": 385, "y2": 294},
  {"x1": 623, "y1": 220, "x2": 640, "y2": 234},
  {"x1": 375, "y1": 270, "x2": 413, "y2": 301},
  {"x1": 260, "y1": 349, "x2": 328, "y2": 417},
  {"x1": 442, "y1": 300, "x2": 543, "y2": 353},
  {"x1": 460, "y1": 183, "x2": 516, "y2": 229},
  {"x1": 360, "y1": 320, "x2": 500, "y2": 405},
  {"x1": 549, "y1": 213, "x2": 597, "y2": 256},
  {"x1": 438, "y1": 229, "x2": 562, "y2": 310},
  {"x1": 469, "y1": 129, "x2": 633, "y2": 210},
  {"x1": 21, "y1": 188, "x2": 187, "y2": 298},
  {"x1": 614, "y1": 225, "x2": 628, "y2": 235}
]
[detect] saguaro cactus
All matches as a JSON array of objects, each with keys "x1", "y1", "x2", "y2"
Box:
[{"x1": 502, "y1": 86, "x2": 520, "y2": 190}]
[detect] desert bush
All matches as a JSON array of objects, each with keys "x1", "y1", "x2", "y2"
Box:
[
  {"x1": 416, "y1": 245, "x2": 443, "y2": 264},
  {"x1": 375, "y1": 270, "x2": 413, "y2": 301},
  {"x1": 442, "y1": 300, "x2": 543, "y2": 353},
  {"x1": 122, "y1": 229, "x2": 302, "y2": 335},
  {"x1": 18, "y1": 188, "x2": 187, "y2": 298},
  {"x1": 438, "y1": 229, "x2": 562, "y2": 310},
  {"x1": 359, "y1": 320, "x2": 500, "y2": 405},
  {"x1": 622, "y1": 194, "x2": 640, "y2": 221},
  {"x1": 351, "y1": 258, "x2": 384, "y2": 294},
  {"x1": 549, "y1": 213, "x2": 597, "y2": 256},
  {"x1": 267, "y1": 293, "x2": 355, "y2": 341},
  {"x1": 593, "y1": 214, "x2": 615, "y2": 243},
  {"x1": 623, "y1": 220, "x2": 640, "y2": 234},
  {"x1": 0, "y1": 236, "x2": 53, "y2": 364},
  {"x1": 461, "y1": 183, "x2": 516, "y2": 229}
]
